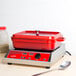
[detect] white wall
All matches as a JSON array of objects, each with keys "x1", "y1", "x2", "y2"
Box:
[{"x1": 0, "y1": 0, "x2": 76, "y2": 55}]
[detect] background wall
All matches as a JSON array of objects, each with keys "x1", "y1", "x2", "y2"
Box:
[{"x1": 0, "y1": 0, "x2": 76, "y2": 55}]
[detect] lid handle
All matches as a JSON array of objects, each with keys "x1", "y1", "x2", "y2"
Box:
[{"x1": 36, "y1": 30, "x2": 39, "y2": 36}]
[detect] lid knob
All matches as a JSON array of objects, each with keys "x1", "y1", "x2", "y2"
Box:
[{"x1": 36, "y1": 30, "x2": 39, "y2": 36}]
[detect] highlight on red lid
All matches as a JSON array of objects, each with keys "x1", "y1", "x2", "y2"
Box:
[{"x1": 0, "y1": 26, "x2": 6, "y2": 30}]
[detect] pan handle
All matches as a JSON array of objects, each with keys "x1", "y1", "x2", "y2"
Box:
[{"x1": 56, "y1": 37, "x2": 65, "y2": 42}]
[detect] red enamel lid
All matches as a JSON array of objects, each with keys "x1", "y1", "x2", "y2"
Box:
[{"x1": 0, "y1": 26, "x2": 6, "y2": 30}]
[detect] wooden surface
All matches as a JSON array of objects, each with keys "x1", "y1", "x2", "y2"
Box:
[{"x1": 0, "y1": 53, "x2": 75, "y2": 76}]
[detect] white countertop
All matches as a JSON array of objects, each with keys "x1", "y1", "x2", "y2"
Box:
[{"x1": 0, "y1": 53, "x2": 75, "y2": 76}]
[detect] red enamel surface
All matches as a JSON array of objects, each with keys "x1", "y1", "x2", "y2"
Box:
[{"x1": 12, "y1": 30, "x2": 64, "y2": 51}]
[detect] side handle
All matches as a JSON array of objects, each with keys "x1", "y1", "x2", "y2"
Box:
[{"x1": 56, "y1": 37, "x2": 65, "y2": 42}]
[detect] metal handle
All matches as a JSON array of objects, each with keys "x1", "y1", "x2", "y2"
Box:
[{"x1": 32, "y1": 70, "x2": 52, "y2": 76}]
